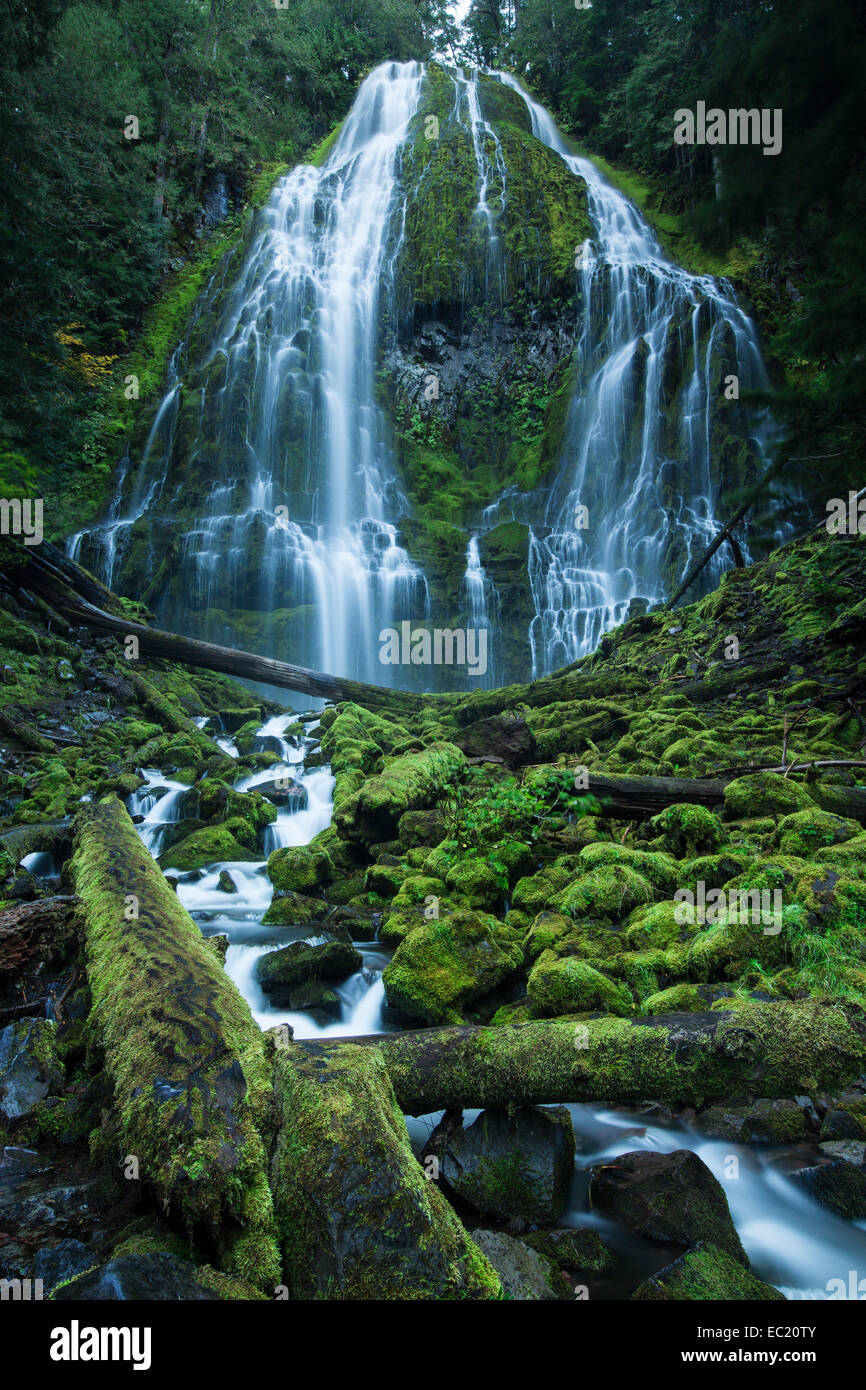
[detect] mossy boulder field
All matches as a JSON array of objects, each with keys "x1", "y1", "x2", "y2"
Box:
[{"x1": 1, "y1": 10, "x2": 866, "y2": 1317}]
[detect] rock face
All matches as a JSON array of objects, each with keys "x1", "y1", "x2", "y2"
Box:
[
  {"x1": 0, "y1": 1019, "x2": 63, "y2": 1123},
  {"x1": 589, "y1": 1149, "x2": 747, "y2": 1264},
  {"x1": 632, "y1": 1242, "x2": 786, "y2": 1301},
  {"x1": 434, "y1": 1106, "x2": 575, "y2": 1223}
]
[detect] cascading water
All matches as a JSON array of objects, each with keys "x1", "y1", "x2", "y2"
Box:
[
  {"x1": 461, "y1": 533, "x2": 500, "y2": 687},
  {"x1": 495, "y1": 72, "x2": 779, "y2": 676},
  {"x1": 71, "y1": 62, "x2": 431, "y2": 688}
]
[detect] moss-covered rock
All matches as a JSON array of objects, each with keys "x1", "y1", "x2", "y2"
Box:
[
  {"x1": 528, "y1": 953, "x2": 633, "y2": 1017},
  {"x1": 256, "y1": 939, "x2": 362, "y2": 999},
  {"x1": 335, "y1": 742, "x2": 465, "y2": 843},
  {"x1": 723, "y1": 771, "x2": 815, "y2": 820},
  {"x1": 775, "y1": 808, "x2": 861, "y2": 858},
  {"x1": 650, "y1": 803, "x2": 727, "y2": 857},
  {"x1": 557, "y1": 864, "x2": 656, "y2": 921},
  {"x1": 632, "y1": 1242, "x2": 785, "y2": 1300},
  {"x1": 159, "y1": 822, "x2": 259, "y2": 870},
  {"x1": 382, "y1": 907, "x2": 522, "y2": 1024},
  {"x1": 434, "y1": 1105, "x2": 575, "y2": 1223}
]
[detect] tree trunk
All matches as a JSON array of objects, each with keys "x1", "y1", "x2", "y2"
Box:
[{"x1": 305, "y1": 1002, "x2": 866, "y2": 1116}]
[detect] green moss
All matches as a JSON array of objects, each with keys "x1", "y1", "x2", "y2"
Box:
[
  {"x1": 557, "y1": 864, "x2": 656, "y2": 922},
  {"x1": 528, "y1": 953, "x2": 633, "y2": 1017},
  {"x1": 382, "y1": 907, "x2": 522, "y2": 1025},
  {"x1": 267, "y1": 844, "x2": 333, "y2": 894},
  {"x1": 724, "y1": 771, "x2": 816, "y2": 820},
  {"x1": 632, "y1": 1242, "x2": 785, "y2": 1301},
  {"x1": 70, "y1": 796, "x2": 278, "y2": 1286},
  {"x1": 775, "y1": 808, "x2": 861, "y2": 858}
]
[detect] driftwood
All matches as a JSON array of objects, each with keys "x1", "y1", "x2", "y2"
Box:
[{"x1": 301, "y1": 1003, "x2": 866, "y2": 1116}]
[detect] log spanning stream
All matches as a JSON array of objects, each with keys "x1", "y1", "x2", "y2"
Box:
[{"x1": 126, "y1": 716, "x2": 866, "y2": 1301}]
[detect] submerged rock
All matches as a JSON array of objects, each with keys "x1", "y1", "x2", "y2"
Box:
[{"x1": 589, "y1": 1149, "x2": 747, "y2": 1264}]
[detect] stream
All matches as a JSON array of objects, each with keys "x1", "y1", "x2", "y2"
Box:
[{"x1": 129, "y1": 717, "x2": 866, "y2": 1300}]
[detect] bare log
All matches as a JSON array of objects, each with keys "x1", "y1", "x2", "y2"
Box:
[
  {"x1": 0, "y1": 895, "x2": 78, "y2": 975},
  {"x1": 303, "y1": 1002, "x2": 866, "y2": 1116}
]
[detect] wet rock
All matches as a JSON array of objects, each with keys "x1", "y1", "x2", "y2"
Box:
[
  {"x1": 632, "y1": 1242, "x2": 786, "y2": 1301},
  {"x1": 696, "y1": 1097, "x2": 815, "y2": 1144},
  {"x1": 0, "y1": 1019, "x2": 63, "y2": 1122},
  {"x1": 820, "y1": 1105, "x2": 866, "y2": 1141},
  {"x1": 267, "y1": 844, "x2": 331, "y2": 894},
  {"x1": 256, "y1": 938, "x2": 361, "y2": 1003},
  {"x1": 791, "y1": 1160, "x2": 866, "y2": 1219},
  {"x1": 589, "y1": 1149, "x2": 747, "y2": 1264},
  {"x1": 469, "y1": 1229, "x2": 558, "y2": 1300},
  {"x1": 51, "y1": 1252, "x2": 222, "y2": 1300},
  {"x1": 453, "y1": 715, "x2": 537, "y2": 769},
  {"x1": 217, "y1": 870, "x2": 237, "y2": 894},
  {"x1": 255, "y1": 778, "x2": 308, "y2": 810},
  {"x1": 522, "y1": 1226, "x2": 617, "y2": 1280},
  {"x1": 34, "y1": 1238, "x2": 94, "y2": 1293},
  {"x1": 432, "y1": 1106, "x2": 575, "y2": 1223},
  {"x1": 286, "y1": 981, "x2": 341, "y2": 1018},
  {"x1": 818, "y1": 1140, "x2": 866, "y2": 1165},
  {"x1": 262, "y1": 889, "x2": 329, "y2": 926}
]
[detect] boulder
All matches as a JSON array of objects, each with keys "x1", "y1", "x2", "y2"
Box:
[
  {"x1": 589, "y1": 1149, "x2": 747, "y2": 1264},
  {"x1": 51, "y1": 1253, "x2": 223, "y2": 1300},
  {"x1": 453, "y1": 715, "x2": 537, "y2": 769},
  {"x1": 432, "y1": 1106, "x2": 575, "y2": 1223},
  {"x1": 256, "y1": 939, "x2": 361, "y2": 1003},
  {"x1": 468, "y1": 1229, "x2": 558, "y2": 1300},
  {"x1": 696, "y1": 1097, "x2": 815, "y2": 1144},
  {"x1": 382, "y1": 907, "x2": 522, "y2": 1025}
]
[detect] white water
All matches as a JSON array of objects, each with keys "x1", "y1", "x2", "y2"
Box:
[
  {"x1": 496, "y1": 71, "x2": 779, "y2": 674},
  {"x1": 71, "y1": 62, "x2": 431, "y2": 687}
]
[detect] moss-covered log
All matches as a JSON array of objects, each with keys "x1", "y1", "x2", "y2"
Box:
[
  {"x1": 270, "y1": 1038, "x2": 501, "y2": 1300},
  {"x1": 70, "y1": 796, "x2": 279, "y2": 1289},
  {"x1": 309, "y1": 1002, "x2": 866, "y2": 1116}
]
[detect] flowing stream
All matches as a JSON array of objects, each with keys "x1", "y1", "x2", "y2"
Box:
[{"x1": 119, "y1": 717, "x2": 866, "y2": 1300}]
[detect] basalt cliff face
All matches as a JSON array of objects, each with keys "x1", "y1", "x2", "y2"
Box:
[{"x1": 70, "y1": 62, "x2": 770, "y2": 692}]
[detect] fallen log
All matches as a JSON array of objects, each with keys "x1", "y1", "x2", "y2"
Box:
[
  {"x1": 580, "y1": 770, "x2": 727, "y2": 817},
  {"x1": 0, "y1": 895, "x2": 78, "y2": 975},
  {"x1": 10, "y1": 539, "x2": 427, "y2": 714},
  {"x1": 69, "y1": 796, "x2": 279, "y2": 1289},
  {"x1": 270, "y1": 1037, "x2": 500, "y2": 1299},
  {"x1": 301, "y1": 1002, "x2": 866, "y2": 1116}
]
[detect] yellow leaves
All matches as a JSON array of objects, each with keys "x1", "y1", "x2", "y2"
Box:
[{"x1": 55, "y1": 322, "x2": 118, "y2": 386}]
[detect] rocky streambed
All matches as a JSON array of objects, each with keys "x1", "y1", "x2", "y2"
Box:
[{"x1": 1, "y1": 524, "x2": 866, "y2": 1299}]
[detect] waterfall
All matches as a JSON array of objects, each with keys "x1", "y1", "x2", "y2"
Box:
[
  {"x1": 71, "y1": 61, "x2": 431, "y2": 687},
  {"x1": 495, "y1": 72, "x2": 778, "y2": 676}
]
